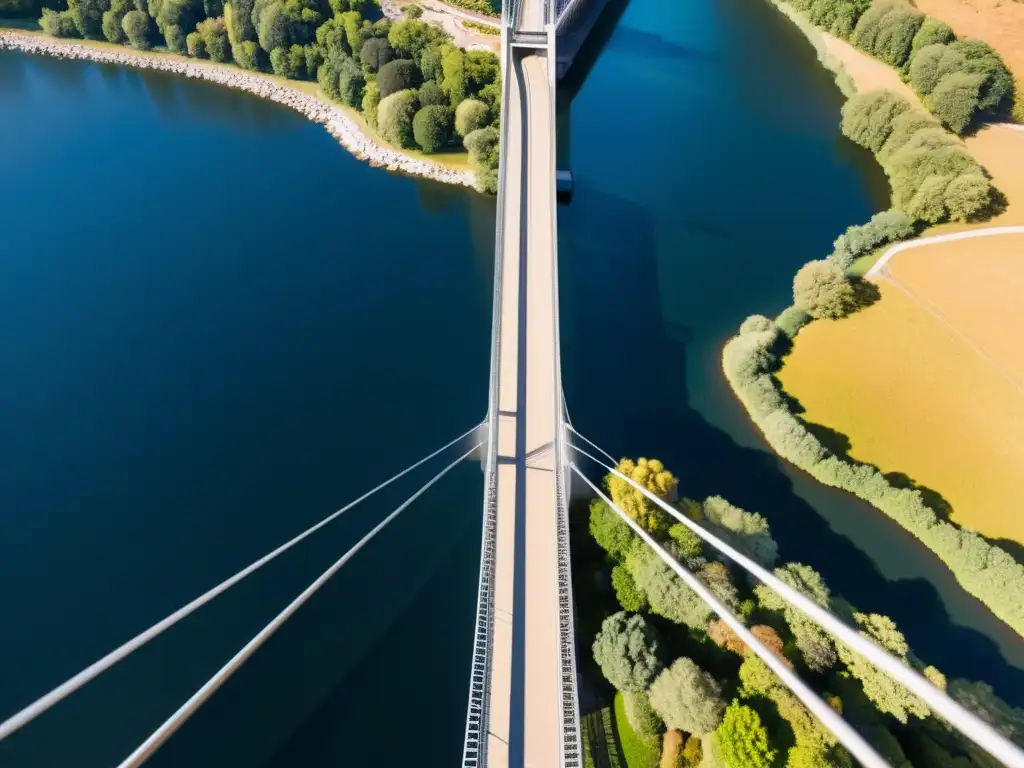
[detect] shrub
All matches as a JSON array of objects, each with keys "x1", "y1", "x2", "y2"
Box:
[
  {"x1": 592, "y1": 612, "x2": 664, "y2": 693},
  {"x1": 464, "y1": 125, "x2": 498, "y2": 165},
  {"x1": 101, "y1": 1, "x2": 129, "y2": 43},
  {"x1": 612, "y1": 563, "x2": 647, "y2": 612},
  {"x1": 683, "y1": 736, "x2": 702, "y2": 766},
  {"x1": 270, "y1": 45, "x2": 306, "y2": 79},
  {"x1": 944, "y1": 173, "x2": 991, "y2": 221},
  {"x1": 590, "y1": 499, "x2": 635, "y2": 558},
  {"x1": 909, "y1": 18, "x2": 954, "y2": 62},
  {"x1": 840, "y1": 90, "x2": 911, "y2": 153},
  {"x1": 878, "y1": 110, "x2": 940, "y2": 160},
  {"x1": 186, "y1": 30, "x2": 206, "y2": 57},
  {"x1": 404, "y1": 2, "x2": 423, "y2": 17},
  {"x1": 232, "y1": 40, "x2": 261, "y2": 70},
  {"x1": 908, "y1": 43, "x2": 966, "y2": 96},
  {"x1": 337, "y1": 56, "x2": 366, "y2": 107},
  {"x1": 715, "y1": 702, "x2": 776, "y2": 768},
  {"x1": 413, "y1": 104, "x2": 452, "y2": 152},
  {"x1": 418, "y1": 80, "x2": 446, "y2": 106},
  {"x1": 377, "y1": 88, "x2": 419, "y2": 147},
  {"x1": 625, "y1": 690, "x2": 664, "y2": 737},
  {"x1": 904, "y1": 174, "x2": 952, "y2": 222},
  {"x1": 739, "y1": 315, "x2": 773, "y2": 335},
  {"x1": 830, "y1": 209, "x2": 915, "y2": 269},
  {"x1": 886, "y1": 143, "x2": 977, "y2": 211},
  {"x1": 362, "y1": 79, "x2": 381, "y2": 128},
  {"x1": 197, "y1": 16, "x2": 230, "y2": 62},
  {"x1": 775, "y1": 306, "x2": 811, "y2": 338},
  {"x1": 121, "y1": 9, "x2": 150, "y2": 48},
  {"x1": 852, "y1": 1, "x2": 922, "y2": 66},
  {"x1": 377, "y1": 58, "x2": 422, "y2": 98},
  {"x1": 927, "y1": 70, "x2": 986, "y2": 134},
  {"x1": 792, "y1": 260, "x2": 858, "y2": 319},
  {"x1": 608, "y1": 457, "x2": 678, "y2": 536},
  {"x1": 701, "y1": 495, "x2": 778, "y2": 568},
  {"x1": 950, "y1": 38, "x2": 1013, "y2": 114},
  {"x1": 455, "y1": 98, "x2": 490, "y2": 136},
  {"x1": 629, "y1": 542, "x2": 715, "y2": 629},
  {"x1": 41, "y1": 8, "x2": 79, "y2": 36},
  {"x1": 360, "y1": 36, "x2": 393, "y2": 72},
  {"x1": 648, "y1": 657, "x2": 725, "y2": 736}
]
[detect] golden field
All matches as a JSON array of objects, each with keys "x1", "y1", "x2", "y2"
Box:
[{"x1": 778, "y1": 238, "x2": 1024, "y2": 543}]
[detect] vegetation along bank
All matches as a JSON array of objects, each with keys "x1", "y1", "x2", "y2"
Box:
[
  {"x1": 0, "y1": 0, "x2": 502, "y2": 190},
  {"x1": 723, "y1": 0, "x2": 1024, "y2": 638},
  {"x1": 574, "y1": 456, "x2": 1024, "y2": 768}
]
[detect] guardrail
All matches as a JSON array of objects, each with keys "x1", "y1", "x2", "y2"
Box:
[{"x1": 459, "y1": 21, "x2": 516, "y2": 768}]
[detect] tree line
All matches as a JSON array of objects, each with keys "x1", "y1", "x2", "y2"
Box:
[
  {"x1": 788, "y1": 0, "x2": 1019, "y2": 132},
  {"x1": 721, "y1": 319, "x2": 1024, "y2": 644},
  {"x1": 584, "y1": 457, "x2": 1024, "y2": 767},
  {"x1": 4, "y1": 0, "x2": 502, "y2": 190}
]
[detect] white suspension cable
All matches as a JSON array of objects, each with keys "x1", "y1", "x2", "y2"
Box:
[
  {"x1": 118, "y1": 441, "x2": 482, "y2": 768},
  {"x1": 568, "y1": 427, "x2": 1024, "y2": 768},
  {"x1": 566, "y1": 420, "x2": 616, "y2": 466},
  {"x1": 0, "y1": 421, "x2": 483, "y2": 744},
  {"x1": 572, "y1": 465, "x2": 888, "y2": 768}
]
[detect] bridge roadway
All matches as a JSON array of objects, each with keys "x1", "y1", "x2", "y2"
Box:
[{"x1": 485, "y1": 0, "x2": 565, "y2": 764}]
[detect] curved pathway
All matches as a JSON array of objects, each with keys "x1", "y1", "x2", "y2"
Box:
[{"x1": 865, "y1": 226, "x2": 1024, "y2": 278}]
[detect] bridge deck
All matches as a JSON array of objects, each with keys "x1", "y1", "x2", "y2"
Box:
[{"x1": 486, "y1": 0, "x2": 561, "y2": 764}]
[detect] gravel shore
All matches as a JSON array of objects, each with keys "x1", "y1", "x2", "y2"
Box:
[{"x1": 0, "y1": 30, "x2": 477, "y2": 189}]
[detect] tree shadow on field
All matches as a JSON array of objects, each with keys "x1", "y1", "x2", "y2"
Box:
[
  {"x1": 886, "y1": 471, "x2": 955, "y2": 523},
  {"x1": 851, "y1": 278, "x2": 881, "y2": 311},
  {"x1": 805, "y1": 422, "x2": 853, "y2": 457},
  {"x1": 558, "y1": 182, "x2": 1024, "y2": 707}
]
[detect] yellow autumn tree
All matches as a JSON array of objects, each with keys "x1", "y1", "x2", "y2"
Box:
[{"x1": 607, "y1": 457, "x2": 678, "y2": 536}]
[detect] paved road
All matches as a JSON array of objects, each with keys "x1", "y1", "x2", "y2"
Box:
[{"x1": 486, "y1": 0, "x2": 562, "y2": 765}]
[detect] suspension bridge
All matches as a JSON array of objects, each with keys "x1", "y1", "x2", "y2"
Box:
[{"x1": 1, "y1": 0, "x2": 1023, "y2": 765}]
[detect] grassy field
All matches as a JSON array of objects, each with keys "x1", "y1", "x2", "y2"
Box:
[
  {"x1": 778, "y1": 245, "x2": 1024, "y2": 544},
  {"x1": 613, "y1": 693, "x2": 661, "y2": 768}
]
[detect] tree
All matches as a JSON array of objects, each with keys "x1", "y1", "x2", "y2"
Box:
[
  {"x1": 226, "y1": 0, "x2": 256, "y2": 43},
  {"x1": 836, "y1": 612, "x2": 929, "y2": 723},
  {"x1": 887, "y1": 143, "x2": 978, "y2": 212},
  {"x1": 441, "y1": 44, "x2": 467, "y2": 105},
  {"x1": 648, "y1": 657, "x2": 725, "y2": 736},
  {"x1": 187, "y1": 30, "x2": 207, "y2": 56},
  {"x1": 377, "y1": 58, "x2": 422, "y2": 98},
  {"x1": 831, "y1": 210, "x2": 915, "y2": 269},
  {"x1": 387, "y1": 17, "x2": 447, "y2": 60},
  {"x1": 377, "y1": 88, "x2": 418, "y2": 147},
  {"x1": 101, "y1": 5, "x2": 127, "y2": 41},
  {"x1": 419, "y1": 80, "x2": 447, "y2": 107},
  {"x1": 870, "y1": 4, "x2": 923, "y2": 66},
  {"x1": 840, "y1": 89, "x2": 911, "y2": 153},
  {"x1": 403, "y1": 1, "x2": 422, "y2": 16},
  {"x1": 625, "y1": 689, "x2": 664, "y2": 737},
  {"x1": 908, "y1": 43, "x2": 965, "y2": 95},
  {"x1": 709, "y1": 621, "x2": 789, "y2": 665},
  {"x1": 909, "y1": 17, "x2": 954, "y2": 61},
  {"x1": 40, "y1": 8, "x2": 79, "y2": 36},
  {"x1": 612, "y1": 563, "x2": 647, "y2": 612},
  {"x1": 878, "y1": 110, "x2": 939, "y2": 160},
  {"x1": 905, "y1": 174, "x2": 952, "y2": 223},
  {"x1": 701, "y1": 496, "x2": 778, "y2": 568},
  {"x1": 608, "y1": 457, "x2": 677, "y2": 536},
  {"x1": 413, "y1": 105, "x2": 452, "y2": 153},
  {"x1": 944, "y1": 173, "x2": 991, "y2": 221},
  {"x1": 121, "y1": 9, "x2": 150, "y2": 48},
  {"x1": 464, "y1": 125, "x2": 499, "y2": 193},
  {"x1": 715, "y1": 702, "x2": 776, "y2": 768},
  {"x1": 792, "y1": 260, "x2": 857, "y2": 319},
  {"x1": 337, "y1": 56, "x2": 366, "y2": 106},
  {"x1": 232, "y1": 38, "x2": 260, "y2": 69},
  {"x1": 362, "y1": 79, "x2": 381, "y2": 128},
  {"x1": 755, "y1": 563, "x2": 838, "y2": 671},
  {"x1": 360, "y1": 37, "x2": 393, "y2": 72},
  {"x1": 67, "y1": 0, "x2": 105, "y2": 39},
  {"x1": 700, "y1": 561, "x2": 739, "y2": 611},
  {"x1": 927, "y1": 70, "x2": 986, "y2": 134},
  {"x1": 949, "y1": 679, "x2": 1024, "y2": 743},
  {"x1": 198, "y1": 16, "x2": 230, "y2": 62},
  {"x1": 629, "y1": 542, "x2": 714, "y2": 629},
  {"x1": 455, "y1": 98, "x2": 490, "y2": 136},
  {"x1": 592, "y1": 611, "x2": 664, "y2": 692},
  {"x1": 270, "y1": 44, "x2": 305, "y2": 78},
  {"x1": 590, "y1": 498, "x2": 635, "y2": 559},
  {"x1": 258, "y1": 2, "x2": 288, "y2": 52},
  {"x1": 950, "y1": 38, "x2": 1013, "y2": 114}
]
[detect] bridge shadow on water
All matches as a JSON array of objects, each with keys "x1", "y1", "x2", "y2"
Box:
[{"x1": 557, "y1": 183, "x2": 1024, "y2": 707}]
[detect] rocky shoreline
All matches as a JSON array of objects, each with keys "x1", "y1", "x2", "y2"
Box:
[{"x1": 0, "y1": 30, "x2": 477, "y2": 189}]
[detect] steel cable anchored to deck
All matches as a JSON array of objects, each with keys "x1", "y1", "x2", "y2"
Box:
[
  {"x1": 0, "y1": 421, "x2": 484, "y2": 745},
  {"x1": 118, "y1": 441, "x2": 482, "y2": 767},
  {"x1": 567, "y1": 423, "x2": 1024, "y2": 768}
]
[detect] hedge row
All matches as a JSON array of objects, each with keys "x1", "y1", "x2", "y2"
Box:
[
  {"x1": 841, "y1": 90, "x2": 994, "y2": 224},
  {"x1": 721, "y1": 321, "x2": 1024, "y2": 639}
]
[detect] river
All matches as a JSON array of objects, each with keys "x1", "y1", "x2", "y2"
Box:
[{"x1": 0, "y1": 0, "x2": 1021, "y2": 763}]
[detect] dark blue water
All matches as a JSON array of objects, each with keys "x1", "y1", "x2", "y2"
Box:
[
  {"x1": 1, "y1": 0, "x2": 1023, "y2": 762},
  {"x1": 0, "y1": 53, "x2": 494, "y2": 766}
]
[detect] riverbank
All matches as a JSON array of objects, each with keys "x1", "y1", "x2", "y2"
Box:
[{"x1": 0, "y1": 29, "x2": 477, "y2": 189}]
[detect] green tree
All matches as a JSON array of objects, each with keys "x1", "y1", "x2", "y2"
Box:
[
  {"x1": 226, "y1": 0, "x2": 256, "y2": 43},
  {"x1": 756, "y1": 563, "x2": 838, "y2": 671},
  {"x1": 927, "y1": 70, "x2": 986, "y2": 134},
  {"x1": 950, "y1": 38, "x2": 1013, "y2": 114},
  {"x1": 648, "y1": 657, "x2": 725, "y2": 736},
  {"x1": 792, "y1": 260, "x2": 858, "y2": 319},
  {"x1": 831, "y1": 210, "x2": 915, "y2": 269},
  {"x1": 187, "y1": 30, "x2": 207, "y2": 56},
  {"x1": 943, "y1": 173, "x2": 991, "y2": 221},
  {"x1": 701, "y1": 495, "x2": 778, "y2": 569},
  {"x1": 608, "y1": 457, "x2": 677, "y2": 536},
  {"x1": 377, "y1": 88, "x2": 419, "y2": 147},
  {"x1": 377, "y1": 58, "x2": 422, "y2": 97},
  {"x1": 612, "y1": 564, "x2": 647, "y2": 612},
  {"x1": 464, "y1": 125, "x2": 499, "y2": 193},
  {"x1": 836, "y1": 612, "x2": 929, "y2": 723},
  {"x1": 455, "y1": 97, "x2": 489, "y2": 135},
  {"x1": 441, "y1": 44, "x2": 467, "y2": 105},
  {"x1": 715, "y1": 702, "x2": 776, "y2": 768},
  {"x1": 418, "y1": 80, "x2": 447, "y2": 106},
  {"x1": 624, "y1": 689, "x2": 663, "y2": 737},
  {"x1": 362, "y1": 78, "x2": 381, "y2": 128},
  {"x1": 41, "y1": 8, "x2": 79, "y2": 36},
  {"x1": 121, "y1": 8, "x2": 151, "y2": 47},
  {"x1": 413, "y1": 104, "x2": 452, "y2": 152},
  {"x1": 840, "y1": 89, "x2": 911, "y2": 153},
  {"x1": 590, "y1": 499, "x2": 635, "y2": 559},
  {"x1": 101, "y1": 0, "x2": 130, "y2": 42},
  {"x1": 197, "y1": 16, "x2": 230, "y2": 61},
  {"x1": 908, "y1": 42, "x2": 964, "y2": 95},
  {"x1": 629, "y1": 543, "x2": 714, "y2": 629},
  {"x1": 67, "y1": 0, "x2": 106, "y2": 39},
  {"x1": 337, "y1": 56, "x2": 365, "y2": 106},
  {"x1": 949, "y1": 679, "x2": 1024, "y2": 743},
  {"x1": 905, "y1": 174, "x2": 952, "y2": 223},
  {"x1": 360, "y1": 36, "x2": 393, "y2": 72},
  {"x1": 270, "y1": 44, "x2": 306, "y2": 78},
  {"x1": 592, "y1": 611, "x2": 664, "y2": 692},
  {"x1": 232, "y1": 37, "x2": 260, "y2": 68},
  {"x1": 909, "y1": 17, "x2": 954, "y2": 61},
  {"x1": 387, "y1": 17, "x2": 447, "y2": 60}
]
